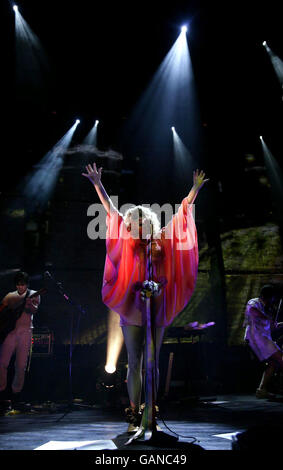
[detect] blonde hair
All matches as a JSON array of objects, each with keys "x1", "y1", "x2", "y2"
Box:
[{"x1": 124, "y1": 205, "x2": 161, "y2": 238}]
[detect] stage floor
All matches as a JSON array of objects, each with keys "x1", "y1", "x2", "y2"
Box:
[{"x1": 1, "y1": 393, "x2": 283, "y2": 456}]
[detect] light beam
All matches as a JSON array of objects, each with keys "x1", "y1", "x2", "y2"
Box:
[
  {"x1": 23, "y1": 120, "x2": 79, "y2": 214},
  {"x1": 260, "y1": 136, "x2": 283, "y2": 225},
  {"x1": 83, "y1": 120, "x2": 99, "y2": 146},
  {"x1": 105, "y1": 310, "x2": 124, "y2": 375},
  {"x1": 122, "y1": 24, "x2": 201, "y2": 161},
  {"x1": 171, "y1": 127, "x2": 193, "y2": 179},
  {"x1": 14, "y1": 5, "x2": 50, "y2": 101},
  {"x1": 262, "y1": 42, "x2": 283, "y2": 87}
]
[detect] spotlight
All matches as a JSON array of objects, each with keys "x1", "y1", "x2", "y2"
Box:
[
  {"x1": 262, "y1": 41, "x2": 267, "y2": 47},
  {"x1": 181, "y1": 25, "x2": 188, "y2": 33},
  {"x1": 13, "y1": 4, "x2": 18, "y2": 11},
  {"x1": 260, "y1": 135, "x2": 263, "y2": 140},
  {"x1": 105, "y1": 364, "x2": 116, "y2": 374},
  {"x1": 95, "y1": 120, "x2": 99, "y2": 126},
  {"x1": 171, "y1": 126, "x2": 175, "y2": 131},
  {"x1": 96, "y1": 365, "x2": 120, "y2": 392},
  {"x1": 75, "y1": 119, "x2": 80, "y2": 124}
]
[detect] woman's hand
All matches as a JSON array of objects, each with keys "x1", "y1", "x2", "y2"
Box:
[
  {"x1": 186, "y1": 169, "x2": 209, "y2": 204},
  {"x1": 82, "y1": 163, "x2": 102, "y2": 186},
  {"x1": 193, "y1": 169, "x2": 209, "y2": 190},
  {"x1": 82, "y1": 162, "x2": 111, "y2": 213}
]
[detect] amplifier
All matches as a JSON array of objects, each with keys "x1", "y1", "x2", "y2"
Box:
[{"x1": 32, "y1": 328, "x2": 54, "y2": 356}]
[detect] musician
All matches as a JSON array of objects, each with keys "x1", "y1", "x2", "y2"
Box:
[
  {"x1": 0, "y1": 271, "x2": 40, "y2": 406},
  {"x1": 83, "y1": 163, "x2": 208, "y2": 432},
  {"x1": 244, "y1": 284, "x2": 283, "y2": 398}
]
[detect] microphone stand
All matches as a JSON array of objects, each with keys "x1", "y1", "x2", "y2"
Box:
[
  {"x1": 274, "y1": 298, "x2": 282, "y2": 324},
  {"x1": 45, "y1": 272, "x2": 91, "y2": 417},
  {"x1": 271, "y1": 298, "x2": 283, "y2": 347},
  {"x1": 126, "y1": 236, "x2": 178, "y2": 447}
]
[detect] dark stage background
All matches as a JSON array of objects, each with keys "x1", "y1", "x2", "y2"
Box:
[{"x1": 0, "y1": 0, "x2": 283, "y2": 403}]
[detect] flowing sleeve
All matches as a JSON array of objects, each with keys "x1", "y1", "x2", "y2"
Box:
[
  {"x1": 102, "y1": 206, "x2": 124, "y2": 294},
  {"x1": 102, "y1": 205, "x2": 140, "y2": 322},
  {"x1": 157, "y1": 197, "x2": 198, "y2": 326}
]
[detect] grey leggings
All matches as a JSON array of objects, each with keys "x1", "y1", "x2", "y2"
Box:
[{"x1": 122, "y1": 325, "x2": 165, "y2": 408}]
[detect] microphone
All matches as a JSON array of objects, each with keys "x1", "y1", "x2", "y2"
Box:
[
  {"x1": 44, "y1": 271, "x2": 62, "y2": 290},
  {"x1": 44, "y1": 271, "x2": 52, "y2": 280}
]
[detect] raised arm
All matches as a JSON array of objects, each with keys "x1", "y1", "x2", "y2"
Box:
[
  {"x1": 186, "y1": 169, "x2": 209, "y2": 204},
  {"x1": 82, "y1": 163, "x2": 112, "y2": 214}
]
